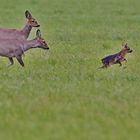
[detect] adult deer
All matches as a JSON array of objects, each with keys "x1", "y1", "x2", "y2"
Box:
[
  {"x1": 0, "y1": 10, "x2": 40, "y2": 40},
  {"x1": 0, "y1": 29, "x2": 49, "y2": 67}
]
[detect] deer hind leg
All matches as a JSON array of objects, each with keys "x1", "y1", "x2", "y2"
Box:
[
  {"x1": 16, "y1": 55, "x2": 24, "y2": 67},
  {"x1": 7, "y1": 57, "x2": 14, "y2": 66},
  {"x1": 100, "y1": 63, "x2": 109, "y2": 69}
]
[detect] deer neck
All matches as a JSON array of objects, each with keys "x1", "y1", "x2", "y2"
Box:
[
  {"x1": 22, "y1": 39, "x2": 39, "y2": 52},
  {"x1": 22, "y1": 22, "x2": 32, "y2": 39},
  {"x1": 118, "y1": 50, "x2": 127, "y2": 57}
]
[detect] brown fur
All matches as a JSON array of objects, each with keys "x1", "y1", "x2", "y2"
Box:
[
  {"x1": 101, "y1": 43, "x2": 133, "y2": 69},
  {"x1": 0, "y1": 29, "x2": 49, "y2": 67}
]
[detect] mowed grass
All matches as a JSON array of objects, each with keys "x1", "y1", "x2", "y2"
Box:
[{"x1": 0, "y1": 0, "x2": 139, "y2": 139}]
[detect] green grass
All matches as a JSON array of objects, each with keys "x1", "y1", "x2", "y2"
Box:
[{"x1": 0, "y1": 0, "x2": 139, "y2": 139}]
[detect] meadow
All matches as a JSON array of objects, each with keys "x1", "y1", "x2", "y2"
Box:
[{"x1": 0, "y1": 0, "x2": 139, "y2": 139}]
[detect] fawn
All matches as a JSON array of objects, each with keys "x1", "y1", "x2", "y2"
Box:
[
  {"x1": 100, "y1": 43, "x2": 133, "y2": 69},
  {"x1": 0, "y1": 10, "x2": 40, "y2": 40},
  {"x1": 0, "y1": 29, "x2": 49, "y2": 67}
]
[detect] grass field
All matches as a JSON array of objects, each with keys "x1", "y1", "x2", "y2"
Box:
[{"x1": 0, "y1": 0, "x2": 139, "y2": 139}]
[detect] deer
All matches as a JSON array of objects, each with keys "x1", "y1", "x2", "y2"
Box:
[
  {"x1": 0, "y1": 29, "x2": 49, "y2": 67},
  {"x1": 100, "y1": 43, "x2": 133, "y2": 69},
  {"x1": 0, "y1": 10, "x2": 40, "y2": 40}
]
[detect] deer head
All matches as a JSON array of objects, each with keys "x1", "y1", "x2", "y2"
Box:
[
  {"x1": 36, "y1": 29, "x2": 49, "y2": 50},
  {"x1": 122, "y1": 43, "x2": 133, "y2": 53},
  {"x1": 25, "y1": 10, "x2": 40, "y2": 27}
]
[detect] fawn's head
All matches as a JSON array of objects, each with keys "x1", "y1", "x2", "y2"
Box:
[
  {"x1": 25, "y1": 10, "x2": 40, "y2": 27},
  {"x1": 36, "y1": 29, "x2": 49, "y2": 50},
  {"x1": 121, "y1": 43, "x2": 133, "y2": 54}
]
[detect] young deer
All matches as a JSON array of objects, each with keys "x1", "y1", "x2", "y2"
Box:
[
  {"x1": 100, "y1": 43, "x2": 133, "y2": 69},
  {"x1": 0, "y1": 10, "x2": 40, "y2": 40},
  {"x1": 0, "y1": 29, "x2": 49, "y2": 67}
]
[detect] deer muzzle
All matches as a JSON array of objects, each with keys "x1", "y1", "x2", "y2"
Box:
[
  {"x1": 129, "y1": 50, "x2": 133, "y2": 53},
  {"x1": 36, "y1": 25, "x2": 40, "y2": 27}
]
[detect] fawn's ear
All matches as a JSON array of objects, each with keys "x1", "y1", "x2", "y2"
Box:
[
  {"x1": 36, "y1": 29, "x2": 41, "y2": 38},
  {"x1": 25, "y1": 10, "x2": 32, "y2": 19},
  {"x1": 124, "y1": 43, "x2": 128, "y2": 48}
]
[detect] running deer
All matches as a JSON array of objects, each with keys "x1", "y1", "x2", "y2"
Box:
[
  {"x1": 0, "y1": 10, "x2": 40, "y2": 40},
  {"x1": 100, "y1": 43, "x2": 133, "y2": 69},
  {"x1": 0, "y1": 29, "x2": 49, "y2": 67}
]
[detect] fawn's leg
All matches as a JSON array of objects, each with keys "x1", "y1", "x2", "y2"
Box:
[
  {"x1": 123, "y1": 58, "x2": 127, "y2": 68},
  {"x1": 124, "y1": 58, "x2": 127, "y2": 65},
  {"x1": 115, "y1": 59, "x2": 122, "y2": 67},
  {"x1": 118, "y1": 61, "x2": 122, "y2": 66},
  {"x1": 118, "y1": 58, "x2": 127, "y2": 68},
  {"x1": 16, "y1": 55, "x2": 24, "y2": 67},
  {"x1": 7, "y1": 57, "x2": 14, "y2": 66},
  {"x1": 100, "y1": 63, "x2": 109, "y2": 69}
]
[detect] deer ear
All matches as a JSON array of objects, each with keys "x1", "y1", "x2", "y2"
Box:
[
  {"x1": 125, "y1": 43, "x2": 128, "y2": 48},
  {"x1": 25, "y1": 10, "x2": 32, "y2": 19},
  {"x1": 36, "y1": 29, "x2": 41, "y2": 38}
]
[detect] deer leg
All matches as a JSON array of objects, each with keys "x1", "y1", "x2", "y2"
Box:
[
  {"x1": 100, "y1": 63, "x2": 109, "y2": 69},
  {"x1": 16, "y1": 55, "x2": 24, "y2": 67},
  {"x1": 115, "y1": 59, "x2": 122, "y2": 67},
  {"x1": 118, "y1": 61, "x2": 122, "y2": 67},
  {"x1": 124, "y1": 58, "x2": 127, "y2": 64},
  {"x1": 7, "y1": 57, "x2": 14, "y2": 66},
  {"x1": 122, "y1": 58, "x2": 127, "y2": 69}
]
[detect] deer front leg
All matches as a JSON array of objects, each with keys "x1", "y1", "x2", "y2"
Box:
[
  {"x1": 16, "y1": 55, "x2": 24, "y2": 67},
  {"x1": 7, "y1": 57, "x2": 14, "y2": 66},
  {"x1": 122, "y1": 58, "x2": 127, "y2": 69},
  {"x1": 124, "y1": 58, "x2": 127, "y2": 65},
  {"x1": 118, "y1": 61, "x2": 122, "y2": 66},
  {"x1": 116, "y1": 60, "x2": 122, "y2": 67}
]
